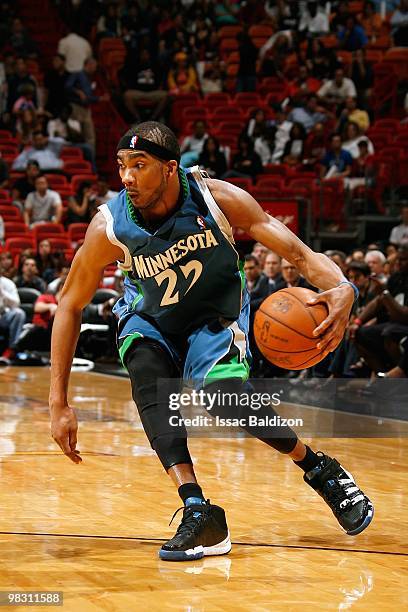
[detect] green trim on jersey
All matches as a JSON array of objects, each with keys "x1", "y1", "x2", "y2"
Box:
[
  {"x1": 238, "y1": 260, "x2": 246, "y2": 290},
  {"x1": 204, "y1": 355, "x2": 250, "y2": 386},
  {"x1": 118, "y1": 332, "x2": 143, "y2": 365}
]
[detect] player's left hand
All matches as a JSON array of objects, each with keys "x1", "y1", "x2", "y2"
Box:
[{"x1": 307, "y1": 285, "x2": 355, "y2": 356}]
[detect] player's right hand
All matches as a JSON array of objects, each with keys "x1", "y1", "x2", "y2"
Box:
[{"x1": 50, "y1": 406, "x2": 82, "y2": 464}]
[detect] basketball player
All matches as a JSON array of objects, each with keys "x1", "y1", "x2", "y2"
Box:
[{"x1": 49, "y1": 122, "x2": 373, "y2": 561}]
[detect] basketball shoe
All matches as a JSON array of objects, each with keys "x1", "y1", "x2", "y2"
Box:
[
  {"x1": 304, "y1": 453, "x2": 374, "y2": 535},
  {"x1": 159, "y1": 501, "x2": 231, "y2": 561}
]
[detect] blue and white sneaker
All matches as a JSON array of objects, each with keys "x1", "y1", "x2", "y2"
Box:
[{"x1": 304, "y1": 454, "x2": 374, "y2": 535}]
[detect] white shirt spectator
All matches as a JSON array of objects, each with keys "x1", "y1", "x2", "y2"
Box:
[
  {"x1": 299, "y1": 7, "x2": 329, "y2": 34},
  {"x1": 58, "y1": 33, "x2": 92, "y2": 73},
  {"x1": 0, "y1": 276, "x2": 20, "y2": 313},
  {"x1": 318, "y1": 78, "x2": 357, "y2": 103},
  {"x1": 390, "y1": 208, "x2": 408, "y2": 245},
  {"x1": 342, "y1": 136, "x2": 375, "y2": 159},
  {"x1": 25, "y1": 189, "x2": 62, "y2": 225},
  {"x1": 180, "y1": 133, "x2": 208, "y2": 155},
  {"x1": 272, "y1": 120, "x2": 293, "y2": 162}
]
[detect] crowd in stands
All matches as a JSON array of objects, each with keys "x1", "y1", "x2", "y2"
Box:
[{"x1": 0, "y1": 0, "x2": 407, "y2": 379}]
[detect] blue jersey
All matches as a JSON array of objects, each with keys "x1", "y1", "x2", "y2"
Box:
[{"x1": 99, "y1": 167, "x2": 244, "y2": 336}]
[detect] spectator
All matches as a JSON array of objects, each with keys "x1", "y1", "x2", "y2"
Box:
[
  {"x1": 351, "y1": 48, "x2": 374, "y2": 103},
  {"x1": 282, "y1": 122, "x2": 307, "y2": 166},
  {"x1": 325, "y1": 250, "x2": 348, "y2": 274},
  {"x1": 57, "y1": 28, "x2": 92, "y2": 73},
  {"x1": 66, "y1": 58, "x2": 109, "y2": 152},
  {"x1": 14, "y1": 256, "x2": 46, "y2": 292},
  {"x1": 0, "y1": 252, "x2": 17, "y2": 280},
  {"x1": 15, "y1": 278, "x2": 64, "y2": 353},
  {"x1": 329, "y1": 261, "x2": 375, "y2": 377},
  {"x1": 365, "y1": 249, "x2": 388, "y2": 285},
  {"x1": 180, "y1": 120, "x2": 209, "y2": 167},
  {"x1": 167, "y1": 52, "x2": 199, "y2": 95},
  {"x1": 92, "y1": 177, "x2": 118, "y2": 207},
  {"x1": 280, "y1": 259, "x2": 316, "y2": 289},
  {"x1": 197, "y1": 58, "x2": 226, "y2": 94},
  {"x1": 47, "y1": 104, "x2": 95, "y2": 170},
  {"x1": 8, "y1": 17, "x2": 37, "y2": 58},
  {"x1": 337, "y1": 96, "x2": 370, "y2": 133},
  {"x1": 35, "y1": 238, "x2": 55, "y2": 279},
  {"x1": 23, "y1": 175, "x2": 63, "y2": 227},
  {"x1": 303, "y1": 122, "x2": 327, "y2": 168},
  {"x1": 0, "y1": 151, "x2": 8, "y2": 188},
  {"x1": 236, "y1": 29, "x2": 258, "y2": 92},
  {"x1": 243, "y1": 254, "x2": 264, "y2": 293},
  {"x1": 252, "y1": 242, "x2": 270, "y2": 269},
  {"x1": 121, "y1": 49, "x2": 168, "y2": 123},
  {"x1": 299, "y1": 1, "x2": 330, "y2": 35},
  {"x1": 288, "y1": 94, "x2": 329, "y2": 132},
  {"x1": 317, "y1": 68, "x2": 357, "y2": 107},
  {"x1": 390, "y1": 0, "x2": 408, "y2": 45},
  {"x1": 337, "y1": 15, "x2": 368, "y2": 50},
  {"x1": 11, "y1": 160, "x2": 40, "y2": 209},
  {"x1": 12, "y1": 131, "x2": 64, "y2": 171},
  {"x1": 269, "y1": 104, "x2": 293, "y2": 162},
  {"x1": 6, "y1": 57, "x2": 37, "y2": 112},
  {"x1": 355, "y1": 246, "x2": 408, "y2": 373},
  {"x1": 306, "y1": 39, "x2": 339, "y2": 80},
  {"x1": 390, "y1": 204, "x2": 408, "y2": 246},
  {"x1": 0, "y1": 269, "x2": 26, "y2": 364},
  {"x1": 66, "y1": 180, "x2": 95, "y2": 225},
  {"x1": 222, "y1": 134, "x2": 263, "y2": 181},
  {"x1": 288, "y1": 65, "x2": 322, "y2": 98},
  {"x1": 15, "y1": 107, "x2": 39, "y2": 146},
  {"x1": 12, "y1": 83, "x2": 36, "y2": 115},
  {"x1": 358, "y1": 1, "x2": 383, "y2": 41},
  {"x1": 247, "y1": 108, "x2": 270, "y2": 139},
  {"x1": 47, "y1": 262, "x2": 70, "y2": 294},
  {"x1": 251, "y1": 252, "x2": 283, "y2": 309},
  {"x1": 198, "y1": 136, "x2": 228, "y2": 179},
  {"x1": 331, "y1": 0, "x2": 351, "y2": 32},
  {"x1": 96, "y1": 2, "x2": 121, "y2": 39},
  {"x1": 320, "y1": 133, "x2": 353, "y2": 179},
  {"x1": 43, "y1": 54, "x2": 69, "y2": 117},
  {"x1": 347, "y1": 139, "x2": 376, "y2": 190},
  {"x1": 342, "y1": 121, "x2": 374, "y2": 159}
]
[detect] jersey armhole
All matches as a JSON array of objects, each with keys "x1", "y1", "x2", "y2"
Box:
[
  {"x1": 188, "y1": 166, "x2": 235, "y2": 245},
  {"x1": 98, "y1": 203, "x2": 132, "y2": 271}
]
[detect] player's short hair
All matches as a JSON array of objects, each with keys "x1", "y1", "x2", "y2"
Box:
[{"x1": 121, "y1": 122, "x2": 180, "y2": 162}]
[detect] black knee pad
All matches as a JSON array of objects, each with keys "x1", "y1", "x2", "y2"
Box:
[{"x1": 125, "y1": 340, "x2": 192, "y2": 469}]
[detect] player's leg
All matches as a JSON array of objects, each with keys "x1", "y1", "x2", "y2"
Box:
[
  {"x1": 185, "y1": 293, "x2": 373, "y2": 536},
  {"x1": 118, "y1": 315, "x2": 229, "y2": 561}
]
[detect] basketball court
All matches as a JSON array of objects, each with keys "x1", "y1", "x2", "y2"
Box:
[{"x1": 0, "y1": 366, "x2": 407, "y2": 610}]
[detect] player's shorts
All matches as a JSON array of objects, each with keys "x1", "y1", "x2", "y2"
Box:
[{"x1": 116, "y1": 293, "x2": 251, "y2": 389}]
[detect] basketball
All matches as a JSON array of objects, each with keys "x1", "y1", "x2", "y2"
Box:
[{"x1": 254, "y1": 287, "x2": 328, "y2": 370}]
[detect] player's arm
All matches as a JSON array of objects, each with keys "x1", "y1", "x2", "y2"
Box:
[
  {"x1": 49, "y1": 212, "x2": 124, "y2": 463},
  {"x1": 208, "y1": 179, "x2": 355, "y2": 355}
]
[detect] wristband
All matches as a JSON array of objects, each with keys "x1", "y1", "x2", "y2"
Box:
[{"x1": 338, "y1": 280, "x2": 359, "y2": 302}]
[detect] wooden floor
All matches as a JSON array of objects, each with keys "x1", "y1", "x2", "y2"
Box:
[{"x1": 0, "y1": 367, "x2": 407, "y2": 611}]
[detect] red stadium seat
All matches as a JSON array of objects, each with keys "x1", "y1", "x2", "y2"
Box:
[
  {"x1": 5, "y1": 236, "x2": 36, "y2": 252},
  {"x1": 0, "y1": 206, "x2": 22, "y2": 221},
  {"x1": 218, "y1": 25, "x2": 243, "y2": 39},
  {"x1": 44, "y1": 174, "x2": 69, "y2": 188},
  {"x1": 216, "y1": 121, "x2": 243, "y2": 134},
  {"x1": 67, "y1": 223, "x2": 88, "y2": 244},
  {"x1": 60, "y1": 147, "x2": 84, "y2": 159},
  {"x1": 32, "y1": 223, "x2": 65, "y2": 243},
  {"x1": 203, "y1": 93, "x2": 231, "y2": 110},
  {"x1": 63, "y1": 160, "x2": 93, "y2": 175},
  {"x1": 211, "y1": 106, "x2": 244, "y2": 121},
  {"x1": 256, "y1": 177, "x2": 284, "y2": 190},
  {"x1": 47, "y1": 237, "x2": 72, "y2": 251},
  {"x1": 70, "y1": 174, "x2": 97, "y2": 194},
  {"x1": 4, "y1": 222, "x2": 30, "y2": 238}
]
